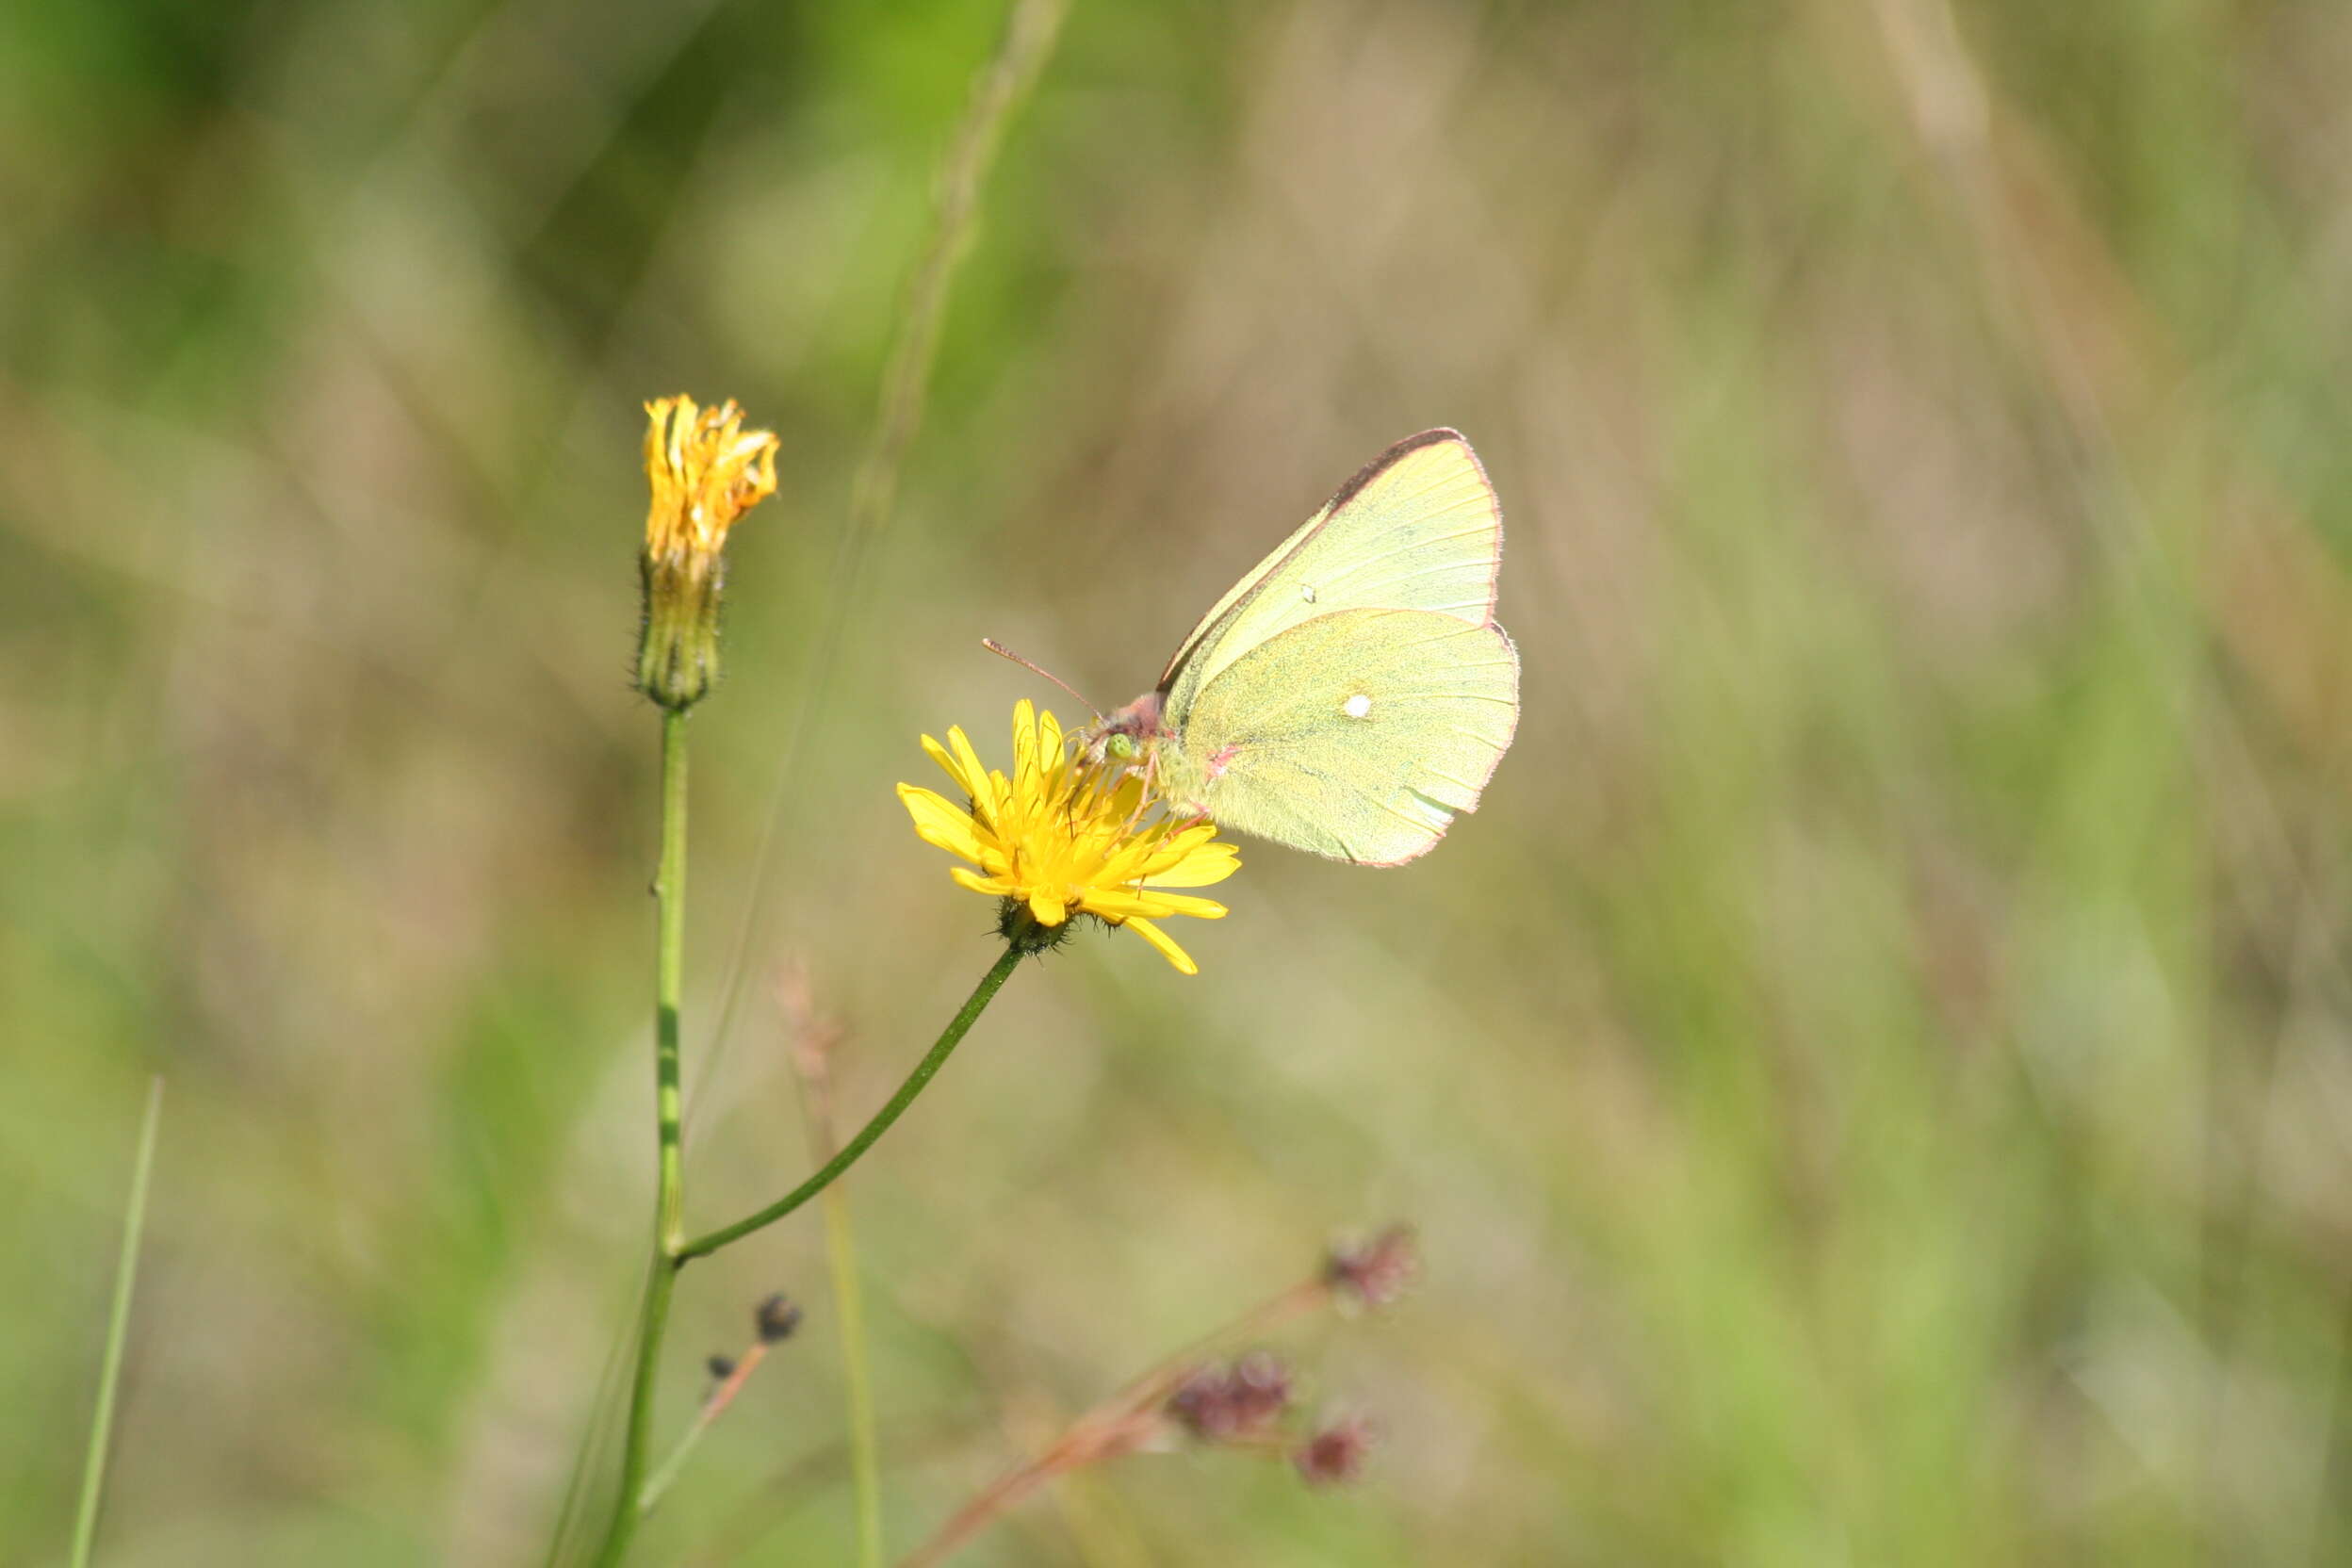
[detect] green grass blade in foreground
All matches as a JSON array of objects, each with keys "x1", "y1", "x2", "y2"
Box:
[
  {"x1": 691, "y1": 0, "x2": 1072, "y2": 1142},
  {"x1": 71, "y1": 1076, "x2": 164, "y2": 1568},
  {"x1": 821, "y1": 1184, "x2": 882, "y2": 1567}
]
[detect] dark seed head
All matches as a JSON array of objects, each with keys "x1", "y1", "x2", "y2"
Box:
[{"x1": 756, "y1": 1293, "x2": 803, "y2": 1344}]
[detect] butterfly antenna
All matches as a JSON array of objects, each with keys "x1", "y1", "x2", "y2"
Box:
[{"x1": 982, "y1": 639, "x2": 1102, "y2": 722}]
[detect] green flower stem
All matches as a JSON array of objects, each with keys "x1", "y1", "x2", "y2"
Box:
[
  {"x1": 676, "y1": 943, "x2": 1022, "y2": 1262},
  {"x1": 593, "y1": 709, "x2": 693, "y2": 1568},
  {"x1": 592, "y1": 713, "x2": 1021, "y2": 1565},
  {"x1": 655, "y1": 710, "x2": 690, "y2": 1251}
]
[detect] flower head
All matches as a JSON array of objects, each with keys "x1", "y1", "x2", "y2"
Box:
[
  {"x1": 635, "y1": 395, "x2": 779, "y2": 710},
  {"x1": 642, "y1": 395, "x2": 778, "y2": 572},
  {"x1": 898, "y1": 701, "x2": 1240, "y2": 973},
  {"x1": 1168, "y1": 1352, "x2": 1296, "y2": 1442},
  {"x1": 1292, "y1": 1415, "x2": 1377, "y2": 1487},
  {"x1": 1326, "y1": 1225, "x2": 1420, "y2": 1312},
  {"x1": 755, "y1": 1294, "x2": 802, "y2": 1344}
]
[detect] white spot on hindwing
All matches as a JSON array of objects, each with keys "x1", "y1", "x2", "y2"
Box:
[
  {"x1": 1343, "y1": 694, "x2": 1372, "y2": 719},
  {"x1": 1299, "y1": 584, "x2": 1316, "y2": 603}
]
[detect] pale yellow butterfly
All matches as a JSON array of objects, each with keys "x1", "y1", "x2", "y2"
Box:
[{"x1": 1090, "y1": 430, "x2": 1519, "y2": 865}]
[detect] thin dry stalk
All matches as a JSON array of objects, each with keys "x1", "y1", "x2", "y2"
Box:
[{"x1": 896, "y1": 1277, "x2": 1334, "y2": 1568}]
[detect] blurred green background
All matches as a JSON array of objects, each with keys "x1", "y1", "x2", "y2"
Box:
[{"x1": 9, "y1": 0, "x2": 2352, "y2": 1562}]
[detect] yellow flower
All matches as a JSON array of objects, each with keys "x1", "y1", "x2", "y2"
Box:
[
  {"x1": 642, "y1": 395, "x2": 779, "y2": 570},
  {"x1": 636, "y1": 395, "x2": 779, "y2": 710},
  {"x1": 899, "y1": 701, "x2": 1241, "y2": 974}
]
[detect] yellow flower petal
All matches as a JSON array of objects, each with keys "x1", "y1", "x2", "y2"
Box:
[
  {"x1": 899, "y1": 785, "x2": 988, "y2": 863},
  {"x1": 923, "y1": 733, "x2": 967, "y2": 792},
  {"x1": 1010, "y1": 701, "x2": 1037, "y2": 792},
  {"x1": 642, "y1": 396, "x2": 777, "y2": 564},
  {"x1": 1122, "y1": 917, "x2": 1199, "y2": 975},
  {"x1": 1143, "y1": 842, "x2": 1242, "y2": 889},
  {"x1": 1081, "y1": 890, "x2": 1158, "y2": 921},
  {"x1": 946, "y1": 726, "x2": 990, "y2": 803},
  {"x1": 1137, "y1": 891, "x2": 1229, "y2": 920}
]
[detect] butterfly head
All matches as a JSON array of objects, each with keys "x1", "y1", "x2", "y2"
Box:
[{"x1": 1087, "y1": 690, "x2": 1168, "y2": 763}]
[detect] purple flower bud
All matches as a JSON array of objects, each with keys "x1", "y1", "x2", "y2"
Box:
[
  {"x1": 1168, "y1": 1353, "x2": 1295, "y2": 1442},
  {"x1": 1326, "y1": 1225, "x2": 1419, "y2": 1310},
  {"x1": 1293, "y1": 1415, "x2": 1377, "y2": 1487}
]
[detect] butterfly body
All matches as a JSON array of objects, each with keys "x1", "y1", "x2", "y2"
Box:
[{"x1": 1090, "y1": 430, "x2": 1519, "y2": 866}]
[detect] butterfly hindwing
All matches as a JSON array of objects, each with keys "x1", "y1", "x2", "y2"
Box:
[{"x1": 1172, "y1": 608, "x2": 1520, "y2": 865}]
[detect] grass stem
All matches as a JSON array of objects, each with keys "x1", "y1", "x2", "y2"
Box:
[
  {"x1": 782, "y1": 991, "x2": 885, "y2": 1568},
  {"x1": 696, "y1": 0, "x2": 1071, "y2": 1135},
  {"x1": 69, "y1": 1075, "x2": 164, "y2": 1568}
]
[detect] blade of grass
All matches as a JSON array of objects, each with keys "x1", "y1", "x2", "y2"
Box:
[
  {"x1": 691, "y1": 0, "x2": 1072, "y2": 1143},
  {"x1": 779, "y1": 974, "x2": 885, "y2": 1568},
  {"x1": 540, "y1": 1274, "x2": 643, "y2": 1567},
  {"x1": 70, "y1": 1075, "x2": 164, "y2": 1568},
  {"x1": 821, "y1": 1179, "x2": 882, "y2": 1564}
]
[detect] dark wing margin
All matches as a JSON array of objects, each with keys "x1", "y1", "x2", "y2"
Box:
[{"x1": 1321, "y1": 427, "x2": 1468, "y2": 520}]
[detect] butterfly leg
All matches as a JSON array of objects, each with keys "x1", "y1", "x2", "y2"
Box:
[{"x1": 1109, "y1": 745, "x2": 1166, "y2": 840}]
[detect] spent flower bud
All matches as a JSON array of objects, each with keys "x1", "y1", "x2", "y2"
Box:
[
  {"x1": 1327, "y1": 1225, "x2": 1419, "y2": 1312},
  {"x1": 634, "y1": 395, "x2": 778, "y2": 710}
]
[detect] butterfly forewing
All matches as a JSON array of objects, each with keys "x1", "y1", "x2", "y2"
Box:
[
  {"x1": 1179, "y1": 608, "x2": 1520, "y2": 865},
  {"x1": 1159, "y1": 431, "x2": 1503, "y2": 724}
]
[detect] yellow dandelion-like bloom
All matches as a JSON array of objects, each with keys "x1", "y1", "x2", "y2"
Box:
[
  {"x1": 642, "y1": 395, "x2": 778, "y2": 570},
  {"x1": 899, "y1": 700, "x2": 1241, "y2": 974},
  {"x1": 636, "y1": 395, "x2": 779, "y2": 710}
]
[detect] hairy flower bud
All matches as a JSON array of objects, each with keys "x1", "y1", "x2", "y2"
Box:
[{"x1": 635, "y1": 395, "x2": 778, "y2": 710}]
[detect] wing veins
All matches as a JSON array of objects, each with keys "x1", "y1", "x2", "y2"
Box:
[
  {"x1": 1356, "y1": 467, "x2": 1489, "y2": 511},
  {"x1": 1308, "y1": 526, "x2": 1498, "y2": 581},
  {"x1": 1372, "y1": 794, "x2": 1447, "y2": 831},
  {"x1": 1416, "y1": 769, "x2": 1484, "y2": 792}
]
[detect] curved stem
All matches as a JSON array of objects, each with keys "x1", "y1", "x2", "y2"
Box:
[
  {"x1": 678, "y1": 944, "x2": 1022, "y2": 1262},
  {"x1": 593, "y1": 709, "x2": 693, "y2": 1568}
]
